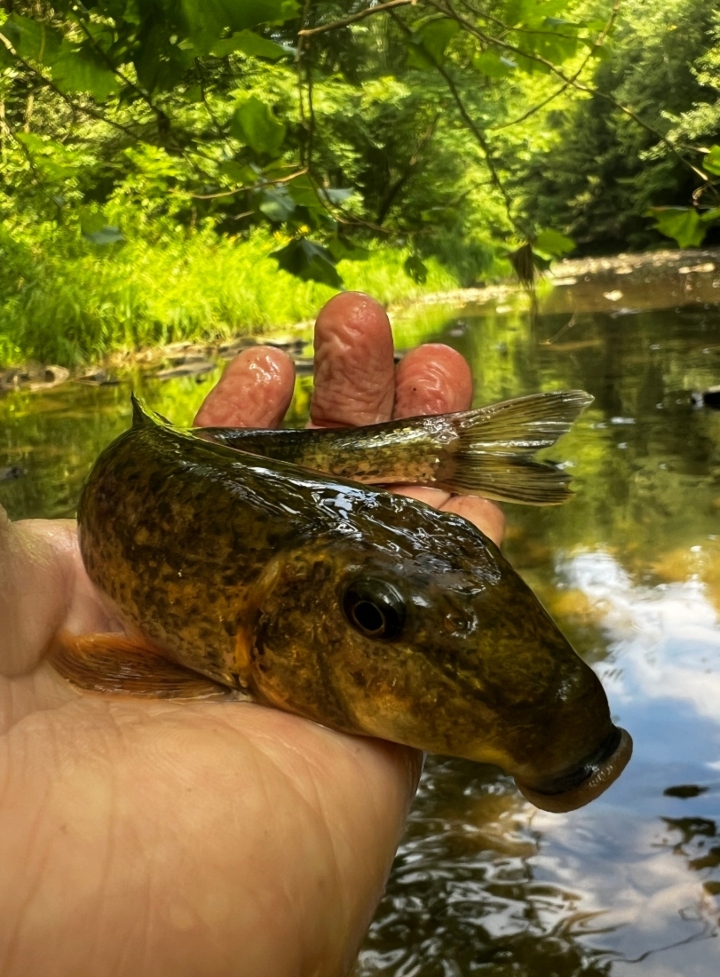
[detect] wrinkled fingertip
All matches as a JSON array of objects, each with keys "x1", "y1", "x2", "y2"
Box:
[
  {"x1": 395, "y1": 344, "x2": 473, "y2": 418},
  {"x1": 194, "y1": 347, "x2": 295, "y2": 428}
]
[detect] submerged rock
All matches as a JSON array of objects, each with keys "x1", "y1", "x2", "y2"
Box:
[{"x1": 0, "y1": 465, "x2": 26, "y2": 482}]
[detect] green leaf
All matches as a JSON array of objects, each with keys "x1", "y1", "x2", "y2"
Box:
[
  {"x1": 183, "y1": 83, "x2": 204, "y2": 102},
  {"x1": 211, "y1": 29, "x2": 289, "y2": 59},
  {"x1": 180, "y1": 0, "x2": 299, "y2": 52},
  {"x1": 135, "y1": 24, "x2": 194, "y2": 92},
  {"x1": 703, "y1": 145, "x2": 720, "y2": 177},
  {"x1": 505, "y1": 0, "x2": 570, "y2": 27},
  {"x1": 473, "y1": 51, "x2": 515, "y2": 78},
  {"x1": 700, "y1": 207, "x2": 720, "y2": 223},
  {"x1": 258, "y1": 187, "x2": 296, "y2": 221},
  {"x1": 84, "y1": 226, "x2": 125, "y2": 245},
  {"x1": 0, "y1": 40, "x2": 15, "y2": 68},
  {"x1": 648, "y1": 207, "x2": 705, "y2": 249},
  {"x1": 534, "y1": 228, "x2": 575, "y2": 257},
  {"x1": 407, "y1": 18, "x2": 460, "y2": 69},
  {"x1": 51, "y1": 40, "x2": 120, "y2": 101},
  {"x1": 271, "y1": 238, "x2": 343, "y2": 287},
  {"x1": 404, "y1": 254, "x2": 428, "y2": 284},
  {"x1": 323, "y1": 187, "x2": 354, "y2": 205},
  {"x1": 287, "y1": 175, "x2": 321, "y2": 209},
  {"x1": 231, "y1": 95, "x2": 285, "y2": 155},
  {"x1": 79, "y1": 208, "x2": 124, "y2": 245},
  {"x1": 1, "y1": 14, "x2": 61, "y2": 65},
  {"x1": 328, "y1": 237, "x2": 369, "y2": 262},
  {"x1": 218, "y1": 160, "x2": 258, "y2": 184}
]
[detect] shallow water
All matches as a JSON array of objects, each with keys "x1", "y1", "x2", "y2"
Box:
[{"x1": 2, "y1": 267, "x2": 720, "y2": 975}]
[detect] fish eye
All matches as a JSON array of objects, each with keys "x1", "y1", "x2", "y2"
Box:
[{"x1": 342, "y1": 578, "x2": 406, "y2": 641}]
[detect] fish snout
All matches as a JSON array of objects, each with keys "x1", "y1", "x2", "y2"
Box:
[{"x1": 514, "y1": 724, "x2": 633, "y2": 813}]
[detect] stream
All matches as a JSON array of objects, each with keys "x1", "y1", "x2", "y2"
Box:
[{"x1": 2, "y1": 255, "x2": 720, "y2": 976}]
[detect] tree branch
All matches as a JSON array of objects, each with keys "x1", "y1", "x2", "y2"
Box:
[
  {"x1": 390, "y1": 7, "x2": 527, "y2": 237},
  {"x1": 298, "y1": 0, "x2": 417, "y2": 38},
  {"x1": 430, "y1": 0, "x2": 710, "y2": 184},
  {"x1": 176, "y1": 167, "x2": 309, "y2": 200},
  {"x1": 490, "y1": 0, "x2": 622, "y2": 131},
  {"x1": 0, "y1": 29, "x2": 141, "y2": 139}
]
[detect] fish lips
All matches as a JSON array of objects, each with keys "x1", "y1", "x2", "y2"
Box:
[{"x1": 514, "y1": 725, "x2": 633, "y2": 813}]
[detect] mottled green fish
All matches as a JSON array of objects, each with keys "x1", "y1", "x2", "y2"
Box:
[{"x1": 51, "y1": 391, "x2": 631, "y2": 813}]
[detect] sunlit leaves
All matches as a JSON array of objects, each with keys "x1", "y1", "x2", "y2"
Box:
[
  {"x1": 702, "y1": 145, "x2": 720, "y2": 177},
  {"x1": 534, "y1": 228, "x2": 575, "y2": 257},
  {"x1": 647, "y1": 207, "x2": 705, "y2": 248},
  {"x1": 231, "y1": 96, "x2": 286, "y2": 154},
  {"x1": 406, "y1": 18, "x2": 460, "y2": 69},
  {"x1": 15, "y1": 133, "x2": 78, "y2": 183},
  {"x1": 474, "y1": 51, "x2": 516, "y2": 78},
  {"x1": 504, "y1": 0, "x2": 573, "y2": 28},
  {"x1": 0, "y1": 15, "x2": 61, "y2": 65},
  {"x1": 211, "y1": 30, "x2": 290, "y2": 60}
]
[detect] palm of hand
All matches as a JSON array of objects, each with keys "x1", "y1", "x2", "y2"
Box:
[{"x1": 0, "y1": 294, "x2": 503, "y2": 977}]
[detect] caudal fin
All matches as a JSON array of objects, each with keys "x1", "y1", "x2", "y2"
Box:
[{"x1": 432, "y1": 390, "x2": 593, "y2": 505}]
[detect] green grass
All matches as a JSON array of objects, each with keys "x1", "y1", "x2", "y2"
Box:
[{"x1": 0, "y1": 218, "x2": 461, "y2": 368}]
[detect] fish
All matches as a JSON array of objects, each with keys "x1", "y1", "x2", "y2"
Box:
[
  {"x1": 50, "y1": 391, "x2": 632, "y2": 814},
  {"x1": 197, "y1": 390, "x2": 595, "y2": 505}
]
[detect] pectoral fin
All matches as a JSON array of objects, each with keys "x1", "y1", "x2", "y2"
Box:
[{"x1": 49, "y1": 631, "x2": 228, "y2": 699}]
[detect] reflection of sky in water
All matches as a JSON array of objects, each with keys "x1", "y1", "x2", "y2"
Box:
[{"x1": 529, "y1": 548, "x2": 720, "y2": 974}]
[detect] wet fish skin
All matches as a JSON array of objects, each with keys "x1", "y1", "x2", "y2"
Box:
[{"x1": 56, "y1": 397, "x2": 631, "y2": 812}]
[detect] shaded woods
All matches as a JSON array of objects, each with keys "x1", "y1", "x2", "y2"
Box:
[{"x1": 1, "y1": 0, "x2": 720, "y2": 365}]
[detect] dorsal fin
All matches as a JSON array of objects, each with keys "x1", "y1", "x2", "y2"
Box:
[{"x1": 131, "y1": 393, "x2": 172, "y2": 430}]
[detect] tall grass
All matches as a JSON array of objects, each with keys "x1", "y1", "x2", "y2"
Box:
[{"x1": 0, "y1": 218, "x2": 460, "y2": 367}]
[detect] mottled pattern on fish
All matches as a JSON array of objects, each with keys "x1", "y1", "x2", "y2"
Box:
[
  {"x1": 198, "y1": 390, "x2": 594, "y2": 505},
  {"x1": 64, "y1": 396, "x2": 633, "y2": 813}
]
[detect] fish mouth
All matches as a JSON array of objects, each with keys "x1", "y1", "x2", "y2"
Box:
[{"x1": 514, "y1": 726, "x2": 633, "y2": 814}]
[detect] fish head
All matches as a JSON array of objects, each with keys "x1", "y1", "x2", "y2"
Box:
[{"x1": 244, "y1": 497, "x2": 631, "y2": 813}]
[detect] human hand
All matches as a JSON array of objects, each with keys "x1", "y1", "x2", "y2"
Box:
[{"x1": 0, "y1": 291, "x2": 504, "y2": 977}]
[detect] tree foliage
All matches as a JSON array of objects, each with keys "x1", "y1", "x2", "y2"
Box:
[{"x1": 1, "y1": 0, "x2": 719, "y2": 293}]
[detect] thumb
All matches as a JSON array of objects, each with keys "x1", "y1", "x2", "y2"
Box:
[{"x1": 0, "y1": 509, "x2": 79, "y2": 675}]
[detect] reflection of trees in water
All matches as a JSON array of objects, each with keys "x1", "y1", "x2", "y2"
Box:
[
  {"x1": 356, "y1": 758, "x2": 616, "y2": 977},
  {"x1": 451, "y1": 302, "x2": 720, "y2": 584}
]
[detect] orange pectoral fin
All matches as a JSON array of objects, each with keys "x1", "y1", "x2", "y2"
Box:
[{"x1": 49, "y1": 631, "x2": 228, "y2": 700}]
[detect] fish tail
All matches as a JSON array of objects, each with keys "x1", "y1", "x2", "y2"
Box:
[{"x1": 431, "y1": 390, "x2": 593, "y2": 505}]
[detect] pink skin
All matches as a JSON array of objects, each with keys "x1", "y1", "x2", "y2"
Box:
[{"x1": 0, "y1": 292, "x2": 504, "y2": 977}]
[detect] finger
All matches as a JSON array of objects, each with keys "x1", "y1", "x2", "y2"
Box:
[
  {"x1": 0, "y1": 515, "x2": 113, "y2": 678},
  {"x1": 393, "y1": 487, "x2": 506, "y2": 548},
  {"x1": 194, "y1": 347, "x2": 295, "y2": 428},
  {"x1": 440, "y1": 496, "x2": 506, "y2": 548},
  {"x1": 310, "y1": 292, "x2": 395, "y2": 427},
  {"x1": 394, "y1": 344, "x2": 473, "y2": 419}
]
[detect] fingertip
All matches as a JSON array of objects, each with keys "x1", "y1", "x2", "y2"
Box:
[
  {"x1": 394, "y1": 344, "x2": 473, "y2": 418},
  {"x1": 310, "y1": 292, "x2": 395, "y2": 427},
  {"x1": 194, "y1": 347, "x2": 295, "y2": 428}
]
